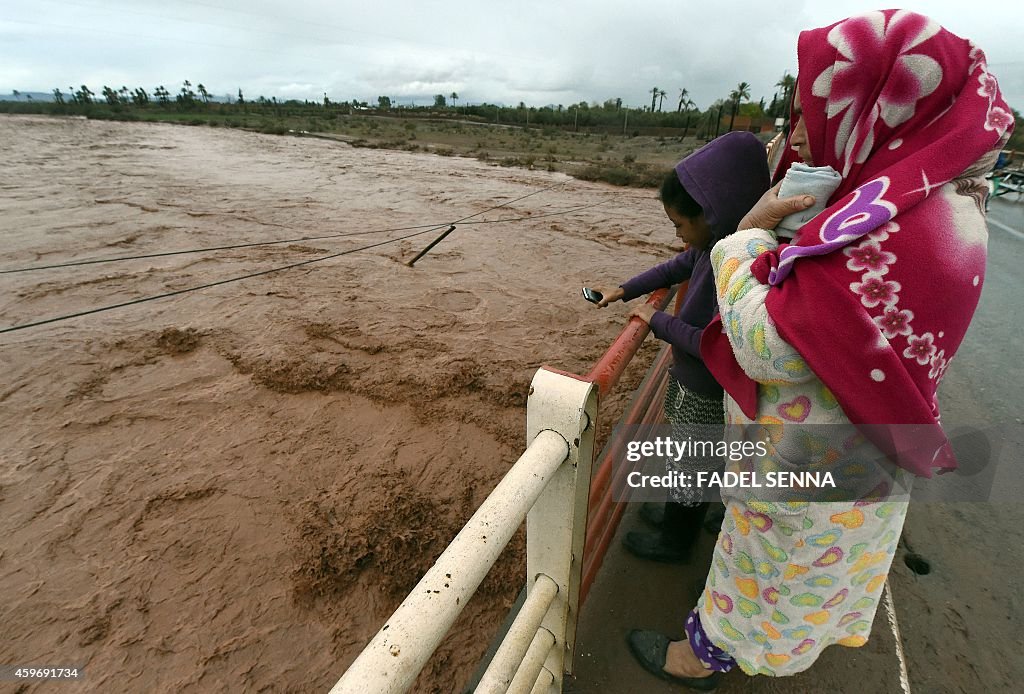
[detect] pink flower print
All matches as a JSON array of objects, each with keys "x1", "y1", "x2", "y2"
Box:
[
  {"x1": 977, "y1": 72, "x2": 998, "y2": 99},
  {"x1": 845, "y1": 242, "x2": 896, "y2": 274},
  {"x1": 968, "y1": 44, "x2": 987, "y2": 73},
  {"x1": 873, "y1": 307, "x2": 914, "y2": 339},
  {"x1": 814, "y1": 11, "x2": 942, "y2": 171},
  {"x1": 868, "y1": 221, "x2": 900, "y2": 243},
  {"x1": 986, "y1": 106, "x2": 1014, "y2": 136},
  {"x1": 850, "y1": 276, "x2": 901, "y2": 308},
  {"x1": 903, "y1": 332, "x2": 937, "y2": 365},
  {"x1": 928, "y1": 349, "x2": 948, "y2": 380}
]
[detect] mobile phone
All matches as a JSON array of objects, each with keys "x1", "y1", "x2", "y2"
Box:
[{"x1": 582, "y1": 287, "x2": 604, "y2": 304}]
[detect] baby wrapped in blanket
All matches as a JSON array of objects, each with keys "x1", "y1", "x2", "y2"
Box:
[{"x1": 774, "y1": 163, "x2": 842, "y2": 238}]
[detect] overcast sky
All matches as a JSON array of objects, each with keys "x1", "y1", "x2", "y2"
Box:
[{"x1": 2, "y1": 1, "x2": 1022, "y2": 111}]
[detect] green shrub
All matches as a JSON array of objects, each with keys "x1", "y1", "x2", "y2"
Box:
[{"x1": 571, "y1": 163, "x2": 661, "y2": 188}]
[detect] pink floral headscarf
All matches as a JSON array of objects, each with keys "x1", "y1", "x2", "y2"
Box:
[{"x1": 703, "y1": 10, "x2": 1013, "y2": 476}]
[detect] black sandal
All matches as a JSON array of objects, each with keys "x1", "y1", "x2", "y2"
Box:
[{"x1": 626, "y1": 629, "x2": 722, "y2": 691}]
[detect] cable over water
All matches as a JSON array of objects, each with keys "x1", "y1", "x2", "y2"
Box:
[
  {"x1": 1, "y1": 181, "x2": 606, "y2": 334},
  {"x1": 0, "y1": 226, "x2": 443, "y2": 334},
  {"x1": 0, "y1": 202, "x2": 600, "y2": 275}
]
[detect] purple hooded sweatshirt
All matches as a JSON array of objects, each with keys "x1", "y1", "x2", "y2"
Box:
[{"x1": 619, "y1": 132, "x2": 769, "y2": 396}]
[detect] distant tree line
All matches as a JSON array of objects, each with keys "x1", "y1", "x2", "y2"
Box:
[
  {"x1": 0, "y1": 75, "x2": 818, "y2": 139},
  {"x1": 7, "y1": 71, "x2": 1022, "y2": 151}
]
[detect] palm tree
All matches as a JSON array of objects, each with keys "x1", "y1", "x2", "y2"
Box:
[
  {"x1": 682, "y1": 98, "x2": 696, "y2": 137},
  {"x1": 650, "y1": 86, "x2": 660, "y2": 113},
  {"x1": 450, "y1": 91, "x2": 458, "y2": 108},
  {"x1": 179, "y1": 80, "x2": 196, "y2": 107},
  {"x1": 775, "y1": 72, "x2": 796, "y2": 116},
  {"x1": 728, "y1": 81, "x2": 751, "y2": 131},
  {"x1": 657, "y1": 89, "x2": 667, "y2": 112},
  {"x1": 677, "y1": 88, "x2": 689, "y2": 113},
  {"x1": 776, "y1": 73, "x2": 795, "y2": 101},
  {"x1": 197, "y1": 83, "x2": 210, "y2": 104}
]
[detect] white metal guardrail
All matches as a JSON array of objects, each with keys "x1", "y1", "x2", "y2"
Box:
[{"x1": 331, "y1": 367, "x2": 598, "y2": 694}]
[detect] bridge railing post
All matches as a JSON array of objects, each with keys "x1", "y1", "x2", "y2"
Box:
[{"x1": 524, "y1": 368, "x2": 598, "y2": 690}]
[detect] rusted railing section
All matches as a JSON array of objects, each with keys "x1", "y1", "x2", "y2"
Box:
[{"x1": 583, "y1": 287, "x2": 676, "y2": 395}]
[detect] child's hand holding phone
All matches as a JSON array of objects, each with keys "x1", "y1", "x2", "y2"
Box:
[{"x1": 583, "y1": 286, "x2": 623, "y2": 308}]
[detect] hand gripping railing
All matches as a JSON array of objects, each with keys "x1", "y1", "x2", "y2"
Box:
[{"x1": 331, "y1": 368, "x2": 597, "y2": 694}]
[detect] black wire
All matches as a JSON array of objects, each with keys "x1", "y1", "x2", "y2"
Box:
[
  {"x1": 0, "y1": 221, "x2": 457, "y2": 275},
  {"x1": 0, "y1": 226, "x2": 442, "y2": 335},
  {"x1": 0, "y1": 180, "x2": 585, "y2": 334},
  {"x1": 0, "y1": 198, "x2": 600, "y2": 275}
]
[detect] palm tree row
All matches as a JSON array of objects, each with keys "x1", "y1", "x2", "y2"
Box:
[{"x1": 52, "y1": 80, "x2": 214, "y2": 107}]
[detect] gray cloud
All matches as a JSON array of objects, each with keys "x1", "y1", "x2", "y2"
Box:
[{"x1": 3, "y1": 0, "x2": 1022, "y2": 110}]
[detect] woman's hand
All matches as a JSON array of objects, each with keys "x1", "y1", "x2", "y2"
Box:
[
  {"x1": 592, "y1": 286, "x2": 624, "y2": 308},
  {"x1": 738, "y1": 181, "x2": 816, "y2": 231},
  {"x1": 628, "y1": 304, "x2": 657, "y2": 325}
]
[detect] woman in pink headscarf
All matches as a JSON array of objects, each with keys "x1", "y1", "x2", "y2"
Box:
[{"x1": 626, "y1": 9, "x2": 1012, "y2": 687}]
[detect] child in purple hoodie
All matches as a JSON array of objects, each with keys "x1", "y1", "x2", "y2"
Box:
[{"x1": 590, "y1": 132, "x2": 769, "y2": 562}]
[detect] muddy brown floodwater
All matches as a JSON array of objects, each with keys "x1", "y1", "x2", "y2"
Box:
[{"x1": 0, "y1": 115, "x2": 678, "y2": 692}]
